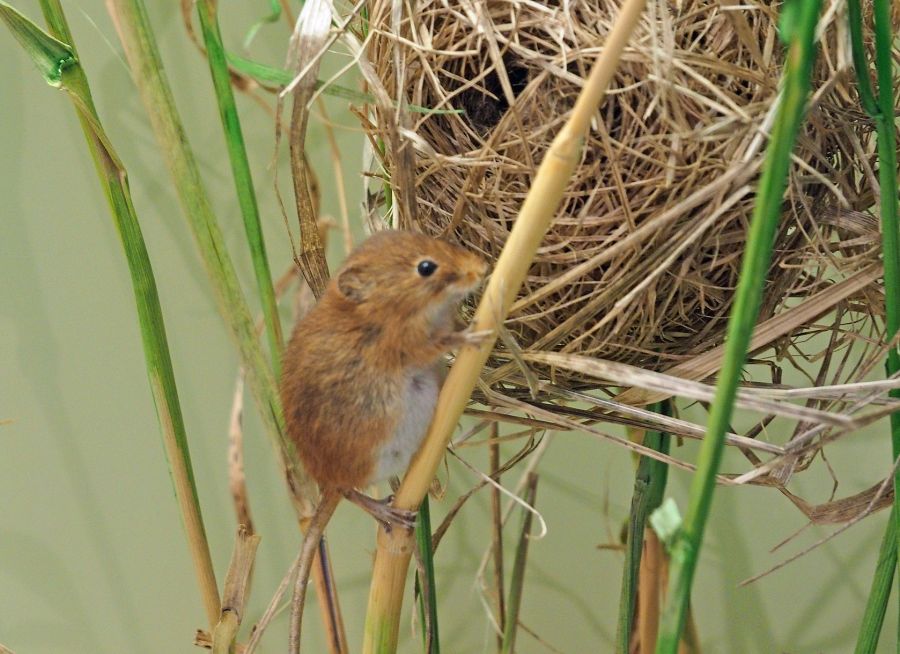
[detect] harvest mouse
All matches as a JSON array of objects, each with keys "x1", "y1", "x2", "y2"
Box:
[{"x1": 279, "y1": 229, "x2": 488, "y2": 646}]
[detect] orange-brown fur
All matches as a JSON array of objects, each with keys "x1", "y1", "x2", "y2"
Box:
[
  {"x1": 280, "y1": 229, "x2": 487, "y2": 494},
  {"x1": 280, "y1": 230, "x2": 487, "y2": 648}
]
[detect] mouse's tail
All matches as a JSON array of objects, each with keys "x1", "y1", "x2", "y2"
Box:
[{"x1": 289, "y1": 489, "x2": 342, "y2": 653}]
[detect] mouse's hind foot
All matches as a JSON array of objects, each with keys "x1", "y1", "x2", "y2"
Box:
[{"x1": 344, "y1": 489, "x2": 417, "y2": 532}]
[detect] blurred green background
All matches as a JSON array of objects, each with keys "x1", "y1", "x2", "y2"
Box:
[{"x1": 1, "y1": 1, "x2": 897, "y2": 652}]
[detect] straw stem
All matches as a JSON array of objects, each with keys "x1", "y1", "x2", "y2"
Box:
[
  {"x1": 211, "y1": 526, "x2": 261, "y2": 654},
  {"x1": 361, "y1": 1, "x2": 647, "y2": 649},
  {"x1": 103, "y1": 2, "x2": 345, "y2": 647},
  {"x1": 3, "y1": 0, "x2": 221, "y2": 627}
]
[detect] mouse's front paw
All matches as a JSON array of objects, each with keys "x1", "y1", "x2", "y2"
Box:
[{"x1": 452, "y1": 326, "x2": 494, "y2": 349}]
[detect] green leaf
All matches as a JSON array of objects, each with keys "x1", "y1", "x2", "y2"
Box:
[
  {"x1": 105, "y1": 0, "x2": 316, "y2": 526},
  {"x1": 226, "y1": 51, "x2": 293, "y2": 84},
  {"x1": 243, "y1": 0, "x2": 281, "y2": 49},
  {"x1": 0, "y1": 1, "x2": 75, "y2": 86}
]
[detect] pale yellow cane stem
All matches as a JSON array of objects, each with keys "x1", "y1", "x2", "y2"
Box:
[{"x1": 361, "y1": 0, "x2": 648, "y2": 650}]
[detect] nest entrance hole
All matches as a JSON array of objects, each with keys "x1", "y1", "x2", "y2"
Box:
[{"x1": 456, "y1": 55, "x2": 530, "y2": 136}]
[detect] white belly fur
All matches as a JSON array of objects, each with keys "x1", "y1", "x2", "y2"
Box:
[{"x1": 373, "y1": 366, "x2": 441, "y2": 483}]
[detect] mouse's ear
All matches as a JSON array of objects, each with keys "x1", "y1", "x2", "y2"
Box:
[{"x1": 336, "y1": 265, "x2": 375, "y2": 302}]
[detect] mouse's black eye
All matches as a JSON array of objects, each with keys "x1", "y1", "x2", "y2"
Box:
[{"x1": 417, "y1": 259, "x2": 438, "y2": 277}]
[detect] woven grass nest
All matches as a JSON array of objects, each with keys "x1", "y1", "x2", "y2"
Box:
[{"x1": 359, "y1": 0, "x2": 896, "y2": 388}]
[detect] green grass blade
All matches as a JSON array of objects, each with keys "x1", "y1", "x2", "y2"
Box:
[
  {"x1": 846, "y1": 0, "x2": 900, "y2": 648},
  {"x1": 243, "y1": 0, "x2": 281, "y2": 49},
  {"x1": 3, "y1": 0, "x2": 221, "y2": 628},
  {"x1": 104, "y1": 0, "x2": 309, "y2": 492},
  {"x1": 868, "y1": 0, "x2": 900, "y2": 537},
  {"x1": 414, "y1": 497, "x2": 440, "y2": 654},
  {"x1": 855, "y1": 508, "x2": 897, "y2": 653},
  {"x1": 195, "y1": 0, "x2": 284, "y2": 376},
  {"x1": 617, "y1": 404, "x2": 671, "y2": 653},
  {"x1": 654, "y1": 2, "x2": 822, "y2": 650},
  {"x1": 489, "y1": 438, "x2": 506, "y2": 651},
  {"x1": 226, "y1": 52, "x2": 294, "y2": 85},
  {"x1": 865, "y1": 0, "x2": 900, "y2": 391},
  {"x1": 104, "y1": 4, "x2": 351, "y2": 649},
  {"x1": 500, "y1": 473, "x2": 539, "y2": 654},
  {"x1": 845, "y1": 0, "x2": 878, "y2": 116},
  {"x1": 0, "y1": 1, "x2": 74, "y2": 85}
]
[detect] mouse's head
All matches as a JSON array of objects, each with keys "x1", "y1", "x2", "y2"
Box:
[{"x1": 333, "y1": 230, "x2": 487, "y2": 319}]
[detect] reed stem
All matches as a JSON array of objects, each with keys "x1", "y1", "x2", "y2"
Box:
[
  {"x1": 654, "y1": 2, "x2": 822, "y2": 650},
  {"x1": 617, "y1": 404, "x2": 670, "y2": 653},
  {"x1": 499, "y1": 473, "x2": 539, "y2": 654},
  {"x1": 490, "y1": 432, "x2": 506, "y2": 651},
  {"x1": 2, "y1": 0, "x2": 221, "y2": 627},
  {"x1": 413, "y1": 497, "x2": 440, "y2": 653},
  {"x1": 104, "y1": 0, "x2": 294, "y2": 481},
  {"x1": 847, "y1": 0, "x2": 900, "y2": 648},
  {"x1": 361, "y1": 1, "x2": 647, "y2": 649},
  {"x1": 211, "y1": 526, "x2": 261, "y2": 654},
  {"x1": 195, "y1": 0, "x2": 284, "y2": 374},
  {"x1": 103, "y1": 1, "x2": 344, "y2": 647},
  {"x1": 855, "y1": 508, "x2": 897, "y2": 653}
]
